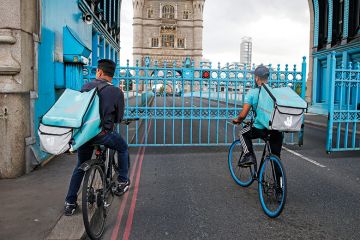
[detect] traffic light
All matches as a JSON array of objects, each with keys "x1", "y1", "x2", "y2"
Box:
[{"x1": 202, "y1": 70, "x2": 210, "y2": 79}]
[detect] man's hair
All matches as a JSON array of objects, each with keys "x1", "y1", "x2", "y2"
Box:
[{"x1": 97, "y1": 59, "x2": 116, "y2": 77}]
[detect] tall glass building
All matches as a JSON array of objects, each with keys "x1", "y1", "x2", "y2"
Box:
[{"x1": 240, "y1": 36, "x2": 252, "y2": 68}]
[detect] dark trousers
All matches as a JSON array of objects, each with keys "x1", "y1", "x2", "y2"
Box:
[
  {"x1": 239, "y1": 126, "x2": 283, "y2": 157},
  {"x1": 239, "y1": 126, "x2": 284, "y2": 183},
  {"x1": 65, "y1": 131, "x2": 129, "y2": 204}
]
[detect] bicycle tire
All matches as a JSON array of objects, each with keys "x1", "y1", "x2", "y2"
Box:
[
  {"x1": 228, "y1": 140, "x2": 255, "y2": 187},
  {"x1": 82, "y1": 165, "x2": 106, "y2": 240},
  {"x1": 258, "y1": 155, "x2": 287, "y2": 218}
]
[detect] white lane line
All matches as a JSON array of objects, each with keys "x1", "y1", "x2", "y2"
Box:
[{"x1": 283, "y1": 147, "x2": 326, "y2": 168}]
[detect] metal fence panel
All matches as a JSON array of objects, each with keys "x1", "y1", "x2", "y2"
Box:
[
  {"x1": 327, "y1": 52, "x2": 360, "y2": 152},
  {"x1": 84, "y1": 58, "x2": 307, "y2": 147}
]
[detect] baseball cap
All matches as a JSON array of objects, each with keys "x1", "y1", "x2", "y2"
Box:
[{"x1": 254, "y1": 65, "x2": 270, "y2": 78}]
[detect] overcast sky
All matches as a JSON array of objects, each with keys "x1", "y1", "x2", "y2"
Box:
[{"x1": 119, "y1": 0, "x2": 310, "y2": 68}]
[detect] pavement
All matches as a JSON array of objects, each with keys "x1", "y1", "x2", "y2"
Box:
[
  {"x1": 0, "y1": 112, "x2": 356, "y2": 240},
  {"x1": 304, "y1": 112, "x2": 328, "y2": 128}
]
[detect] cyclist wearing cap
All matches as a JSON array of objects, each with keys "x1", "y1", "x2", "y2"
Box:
[{"x1": 233, "y1": 65, "x2": 283, "y2": 166}]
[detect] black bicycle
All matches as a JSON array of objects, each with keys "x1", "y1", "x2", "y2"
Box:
[
  {"x1": 228, "y1": 121, "x2": 287, "y2": 218},
  {"x1": 80, "y1": 118, "x2": 139, "y2": 240}
]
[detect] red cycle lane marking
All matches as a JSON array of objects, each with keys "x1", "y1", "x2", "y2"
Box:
[
  {"x1": 122, "y1": 144, "x2": 145, "y2": 240},
  {"x1": 110, "y1": 146, "x2": 140, "y2": 240},
  {"x1": 111, "y1": 120, "x2": 151, "y2": 240}
]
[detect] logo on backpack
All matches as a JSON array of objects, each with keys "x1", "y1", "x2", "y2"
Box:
[
  {"x1": 284, "y1": 116, "x2": 293, "y2": 127},
  {"x1": 46, "y1": 136, "x2": 55, "y2": 146}
]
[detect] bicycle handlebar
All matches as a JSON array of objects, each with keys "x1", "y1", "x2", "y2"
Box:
[{"x1": 229, "y1": 119, "x2": 253, "y2": 126}]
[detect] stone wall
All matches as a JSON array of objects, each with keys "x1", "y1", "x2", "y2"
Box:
[{"x1": 0, "y1": 0, "x2": 37, "y2": 178}]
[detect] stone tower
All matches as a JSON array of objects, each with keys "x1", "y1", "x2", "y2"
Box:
[{"x1": 132, "y1": 0, "x2": 205, "y2": 66}]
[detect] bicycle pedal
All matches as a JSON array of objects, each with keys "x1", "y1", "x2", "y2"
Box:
[{"x1": 104, "y1": 201, "x2": 110, "y2": 208}]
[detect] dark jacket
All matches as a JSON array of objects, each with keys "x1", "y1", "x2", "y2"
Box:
[{"x1": 81, "y1": 79, "x2": 124, "y2": 131}]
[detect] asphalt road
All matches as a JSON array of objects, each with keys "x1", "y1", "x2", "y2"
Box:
[
  {"x1": 99, "y1": 96, "x2": 360, "y2": 240},
  {"x1": 3, "y1": 96, "x2": 358, "y2": 240}
]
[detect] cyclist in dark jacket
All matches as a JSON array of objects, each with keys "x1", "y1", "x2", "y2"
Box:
[{"x1": 64, "y1": 59, "x2": 130, "y2": 216}]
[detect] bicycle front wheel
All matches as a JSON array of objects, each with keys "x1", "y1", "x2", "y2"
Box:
[
  {"x1": 82, "y1": 165, "x2": 106, "y2": 240},
  {"x1": 228, "y1": 140, "x2": 255, "y2": 187},
  {"x1": 258, "y1": 155, "x2": 287, "y2": 218}
]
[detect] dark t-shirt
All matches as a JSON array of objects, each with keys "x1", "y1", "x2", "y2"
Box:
[{"x1": 81, "y1": 79, "x2": 124, "y2": 131}]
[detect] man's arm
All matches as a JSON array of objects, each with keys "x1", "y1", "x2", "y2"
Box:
[
  {"x1": 115, "y1": 89, "x2": 125, "y2": 122},
  {"x1": 233, "y1": 103, "x2": 251, "y2": 124}
]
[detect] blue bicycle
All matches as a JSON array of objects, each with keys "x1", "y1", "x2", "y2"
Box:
[{"x1": 228, "y1": 121, "x2": 287, "y2": 218}]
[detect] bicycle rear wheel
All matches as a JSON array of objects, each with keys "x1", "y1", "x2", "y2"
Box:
[
  {"x1": 258, "y1": 155, "x2": 287, "y2": 218},
  {"x1": 228, "y1": 140, "x2": 256, "y2": 187},
  {"x1": 82, "y1": 165, "x2": 106, "y2": 240}
]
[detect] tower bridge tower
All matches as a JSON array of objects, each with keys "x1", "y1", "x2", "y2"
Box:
[{"x1": 132, "y1": 0, "x2": 205, "y2": 67}]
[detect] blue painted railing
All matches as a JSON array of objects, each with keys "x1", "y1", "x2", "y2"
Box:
[
  {"x1": 83, "y1": 58, "x2": 307, "y2": 146},
  {"x1": 327, "y1": 52, "x2": 360, "y2": 152}
]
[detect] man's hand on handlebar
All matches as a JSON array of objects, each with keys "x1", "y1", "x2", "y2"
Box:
[
  {"x1": 232, "y1": 117, "x2": 253, "y2": 126},
  {"x1": 232, "y1": 117, "x2": 242, "y2": 125}
]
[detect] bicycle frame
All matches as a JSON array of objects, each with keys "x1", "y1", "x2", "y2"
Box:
[{"x1": 250, "y1": 138, "x2": 271, "y2": 181}]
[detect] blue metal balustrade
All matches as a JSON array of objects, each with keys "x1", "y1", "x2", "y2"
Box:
[
  {"x1": 83, "y1": 57, "x2": 307, "y2": 147},
  {"x1": 327, "y1": 52, "x2": 360, "y2": 152}
]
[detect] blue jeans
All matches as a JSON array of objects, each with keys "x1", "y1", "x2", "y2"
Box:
[{"x1": 65, "y1": 131, "x2": 129, "y2": 204}]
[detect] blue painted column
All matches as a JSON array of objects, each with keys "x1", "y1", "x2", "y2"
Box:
[
  {"x1": 326, "y1": 52, "x2": 336, "y2": 152},
  {"x1": 92, "y1": 31, "x2": 99, "y2": 66},
  {"x1": 313, "y1": 0, "x2": 320, "y2": 48},
  {"x1": 299, "y1": 56, "x2": 307, "y2": 145},
  {"x1": 65, "y1": 64, "x2": 83, "y2": 91},
  {"x1": 105, "y1": 43, "x2": 109, "y2": 59},
  {"x1": 312, "y1": 57, "x2": 319, "y2": 104},
  {"x1": 110, "y1": 47, "x2": 114, "y2": 61},
  {"x1": 99, "y1": 36, "x2": 105, "y2": 59},
  {"x1": 342, "y1": 0, "x2": 350, "y2": 42},
  {"x1": 115, "y1": 51, "x2": 119, "y2": 64},
  {"x1": 327, "y1": 0, "x2": 334, "y2": 46},
  {"x1": 324, "y1": 56, "x2": 332, "y2": 103},
  {"x1": 342, "y1": 51, "x2": 349, "y2": 109},
  {"x1": 301, "y1": 56, "x2": 307, "y2": 99}
]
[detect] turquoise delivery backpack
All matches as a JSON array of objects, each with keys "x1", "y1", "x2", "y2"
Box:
[
  {"x1": 38, "y1": 83, "x2": 109, "y2": 155},
  {"x1": 256, "y1": 84, "x2": 307, "y2": 132}
]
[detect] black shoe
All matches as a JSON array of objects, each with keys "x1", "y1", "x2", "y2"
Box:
[
  {"x1": 114, "y1": 180, "x2": 130, "y2": 196},
  {"x1": 64, "y1": 202, "x2": 78, "y2": 216},
  {"x1": 239, "y1": 153, "x2": 256, "y2": 167}
]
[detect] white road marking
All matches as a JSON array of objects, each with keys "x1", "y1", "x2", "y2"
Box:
[{"x1": 283, "y1": 147, "x2": 326, "y2": 168}]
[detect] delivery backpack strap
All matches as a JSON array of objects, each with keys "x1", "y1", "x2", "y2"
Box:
[
  {"x1": 96, "y1": 81, "x2": 111, "y2": 129},
  {"x1": 251, "y1": 86, "x2": 261, "y2": 121},
  {"x1": 96, "y1": 81, "x2": 111, "y2": 93}
]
